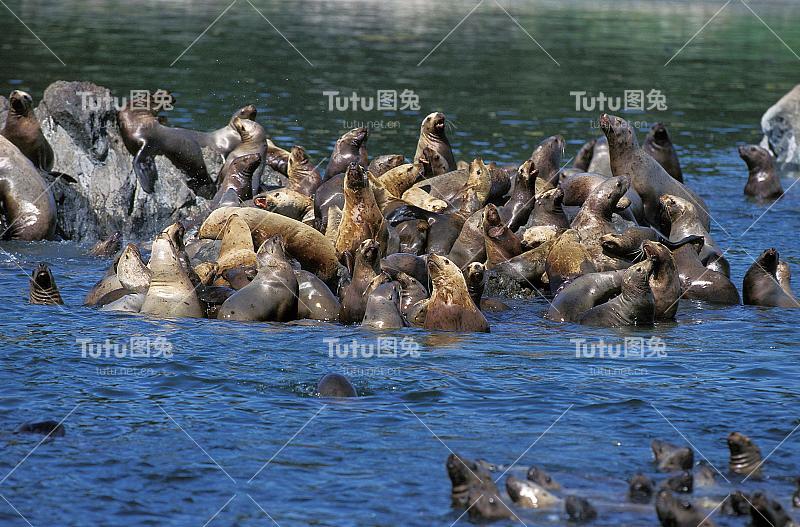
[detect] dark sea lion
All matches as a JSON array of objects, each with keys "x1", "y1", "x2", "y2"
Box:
[
  {"x1": 501, "y1": 160, "x2": 538, "y2": 231},
  {"x1": 739, "y1": 144, "x2": 783, "y2": 200},
  {"x1": 380, "y1": 253, "x2": 428, "y2": 285},
  {"x1": 526, "y1": 466, "x2": 561, "y2": 491},
  {"x1": 196, "y1": 285, "x2": 234, "y2": 318},
  {"x1": 424, "y1": 254, "x2": 489, "y2": 332},
  {"x1": 659, "y1": 194, "x2": 721, "y2": 265},
  {"x1": 29, "y1": 263, "x2": 64, "y2": 305},
  {"x1": 0, "y1": 135, "x2": 56, "y2": 240},
  {"x1": 362, "y1": 281, "x2": 406, "y2": 329},
  {"x1": 15, "y1": 420, "x2": 65, "y2": 437},
  {"x1": 663, "y1": 471, "x2": 693, "y2": 493},
  {"x1": 599, "y1": 227, "x2": 700, "y2": 261},
  {"x1": 483, "y1": 203, "x2": 523, "y2": 267},
  {"x1": 413, "y1": 112, "x2": 455, "y2": 174},
  {"x1": 325, "y1": 127, "x2": 368, "y2": 179},
  {"x1": 644, "y1": 123, "x2": 683, "y2": 182},
  {"x1": 728, "y1": 431, "x2": 762, "y2": 477},
  {"x1": 628, "y1": 473, "x2": 654, "y2": 503},
  {"x1": 396, "y1": 271, "x2": 428, "y2": 316},
  {"x1": 339, "y1": 239, "x2": 380, "y2": 324},
  {"x1": 212, "y1": 152, "x2": 262, "y2": 206},
  {"x1": 224, "y1": 116, "x2": 267, "y2": 196},
  {"x1": 673, "y1": 239, "x2": 740, "y2": 305},
  {"x1": 447, "y1": 208, "x2": 485, "y2": 268},
  {"x1": 793, "y1": 480, "x2": 800, "y2": 508},
  {"x1": 264, "y1": 139, "x2": 290, "y2": 175},
  {"x1": 743, "y1": 248, "x2": 799, "y2": 308},
  {"x1": 2, "y1": 90, "x2": 53, "y2": 171},
  {"x1": 368, "y1": 154, "x2": 404, "y2": 177},
  {"x1": 335, "y1": 163, "x2": 388, "y2": 257},
  {"x1": 652, "y1": 439, "x2": 694, "y2": 472},
  {"x1": 296, "y1": 270, "x2": 340, "y2": 321},
  {"x1": 317, "y1": 373, "x2": 357, "y2": 397},
  {"x1": 446, "y1": 453, "x2": 511, "y2": 520},
  {"x1": 642, "y1": 241, "x2": 681, "y2": 320},
  {"x1": 506, "y1": 476, "x2": 561, "y2": 509},
  {"x1": 721, "y1": 490, "x2": 751, "y2": 516},
  {"x1": 184, "y1": 104, "x2": 257, "y2": 158},
  {"x1": 559, "y1": 170, "x2": 644, "y2": 223},
  {"x1": 573, "y1": 139, "x2": 597, "y2": 171},
  {"x1": 396, "y1": 219, "x2": 428, "y2": 255},
  {"x1": 286, "y1": 145, "x2": 322, "y2": 197},
  {"x1": 88, "y1": 231, "x2": 122, "y2": 258},
  {"x1": 578, "y1": 259, "x2": 655, "y2": 327},
  {"x1": 656, "y1": 490, "x2": 716, "y2": 527},
  {"x1": 220, "y1": 266, "x2": 256, "y2": 290},
  {"x1": 117, "y1": 99, "x2": 214, "y2": 198},
  {"x1": 524, "y1": 187, "x2": 570, "y2": 231},
  {"x1": 571, "y1": 176, "x2": 632, "y2": 271},
  {"x1": 600, "y1": 114, "x2": 709, "y2": 230},
  {"x1": 547, "y1": 270, "x2": 624, "y2": 322},
  {"x1": 463, "y1": 261, "x2": 486, "y2": 308},
  {"x1": 141, "y1": 234, "x2": 204, "y2": 318},
  {"x1": 529, "y1": 135, "x2": 565, "y2": 188},
  {"x1": 749, "y1": 492, "x2": 793, "y2": 527},
  {"x1": 565, "y1": 496, "x2": 597, "y2": 522},
  {"x1": 493, "y1": 237, "x2": 555, "y2": 290},
  {"x1": 217, "y1": 236, "x2": 299, "y2": 322}
]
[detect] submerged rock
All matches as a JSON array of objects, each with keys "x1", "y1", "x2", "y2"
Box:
[{"x1": 761, "y1": 84, "x2": 800, "y2": 176}]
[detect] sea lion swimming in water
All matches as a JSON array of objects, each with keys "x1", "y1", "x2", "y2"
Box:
[
  {"x1": 0, "y1": 135, "x2": 56, "y2": 240},
  {"x1": 577, "y1": 259, "x2": 655, "y2": 327},
  {"x1": 362, "y1": 281, "x2": 406, "y2": 329},
  {"x1": 317, "y1": 373, "x2": 357, "y2": 397},
  {"x1": 656, "y1": 490, "x2": 715, "y2": 527},
  {"x1": 727, "y1": 431, "x2": 762, "y2": 477},
  {"x1": 738, "y1": 144, "x2": 783, "y2": 201},
  {"x1": 29, "y1": 263, "x2": 64, "y2": 305},
  {"x1": 325, "y1": 127, "x2": 368, "y2": 179},
  {"x1": 424, "y1": 254, "x2": 489, "y2": 332},
  {"x1": 643, "y1": 123, "x2": 683, "y2": 182},
  {"x1": 743, "y1": 248, "x2": 799, "y2": 308},
  {"x1": 446, "y1": 453, "x2": 512, "y2": 521},
  {"x1": 652, "y1": 439, "x2": 694, "y2": 472},
  {"x1": 338, "y1": 239, "x2": 380, "y2": 324},
  {"x1": 413, "y1": 112, "x2": 456, "y2": 174},
  {"x1": 1, "y1": 90, "x2": 53, "y2": 171},
  {"x1": 672, "y1": 239, "x2": 740, "y2": 305},
  {"x1": 117, "y1": 243, "x2": 152, "y2": 293},
  {"x1": 141, "y1": 233, "x2": 204, "y2": 318}
]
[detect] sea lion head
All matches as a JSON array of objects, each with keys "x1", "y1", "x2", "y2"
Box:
[
  {"x1": 317, "y1": 373, "x2": 357, "y2": 398},
  {"x1": 622, "y1": 258, "x2": 653, "y2": 295},
  {"x1": 599, "y1": 114, "x2": 637, "y2": 149},
  {"x1": 738, "y1": 144, "x2": 773, "y2": 171},
  {"x1": 342, "y1": 126, "x2": 368, "y2": 148},
  {"x1": 642, "y1": 240, "x2": 673, "y2": 276},
  {"x1": 232, "y1": 116, "x2": 263, "y2": 142},
  {"x1": 599, "y1": 232, "x2": 631, "y2": 257},
  {"x1": 344, "y1": 161, "x2": 369, "y2": 192},
  {"x1": 356, "y1": 238, "x2": 380, "y2": 267},
  {"x1": 428, "y1": 254, "x2": 468, "y2": 302},
  {"x1": 753, "y1": 248, "x2": 779, "y2": 275},
  {"x1": 235, "y1": 104, "x2": 257, "y2": 120},
  {"x1": 256, "y1": 235, "x2": 289, "y2": 269},
  {"x1": 591, "y1": 175, "x2": 630, "y2": 216},
  {"x1": 658, "y1": 194, "x2": 694, "y2": 226},
  {"x1": 531, "y1": 135, "x2": 565, "y2": 166},
  {"x1": 9, "y1": 90, "x2": 33, "y2": 116},
  {"x1": 535, "y1": 187, "x2": 564, "y2": 213},
  {"x1": 31, "y1": 263, "x2": 56, "y2": 292},
  {"x1": 464, "y1": 262, "x2": 486, "y2": 288},
  {"x1": 656, "y1": 490, "x2": 705, "y2": 527},
  {"x1": 482, "y1": 204, "x2": 504, "y2": 237},
  {"x1": 647, "y1": 123, "x2": 672, "y2": 147},
  {"x1": 517, "y1": 159, "x2": 539, "y2": 186},
  {"x1": 728, "y1": 431, "x2": 763, "y2": 476},
  {"x1": 526, "y1": 466, "x2": 561, "y2": 491},
  {"x1": 289, "y1": 145, "x2": 310, "y2": 168},
  {"x1": 422, "y1": 112, "x2": 447, "y2": 137},
  {"x1": 162, "y1": 222, "x2": 186, "y2": 250},
  {"x1": 727, "y1": 431, "x2": 759, "y2": 458}
]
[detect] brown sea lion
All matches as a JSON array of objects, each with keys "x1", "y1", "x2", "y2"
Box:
[
  {"x1": 224, "y1": 116, "x2": 267, "y2": 196},
  {"x1": 643, "y1": 123, "x2": 683, "y2": 182},
  {"x1": 0, "y1": 135, "x2": 56, "y2": 240},
  {"x1": 492, "y1": 237, "x2": 555, "y2": 291},
  {"x1": 587, "y1": 136, "x2": 612, "y2": 177},
  {"x1": 407, "y1": 158, "x2": 509, "y2": 207},
  {"x1": 483, "y1": 204, "x2": 522, "y2": 267},
  {"x1": 212, "y1": 152, "x2": 262, "y2": 206},
  {"x1": 728, "y1": 432, "x2": 762, "y2": 477},
  {"x1": 325, "y1": 127, "x2": 368, "y2": 179},
  {"x1": 368, "y1": 154, "x2": 404, "y2": 177},
  {"x1": 571, "y1": 176, "x2": 632, "y2": 271},
  {"x1": 216, "y1": 214, "x2": 257, "y2": 274},
  {"x1": 2, "y1": 90, "x2": 53, "y2": 171},
  {"x1": 88, "y1": 231, "x2": 122, "y2": 258},
  {"x1": 264, "y1": 139, "x2": 290, "y2": 175},
  {"x1": 338, "y1": 239, "x2": 380, "y2": 324},
  {"x1": 530, "y1": 135, "x2": 565, "y2": 188},
  {"x1": 424, "y1": 254, "x2": 489, "y2": 332},
  {"x1": 547, "y1": 270, "x2": 624, "y2": 322},
  {"x1": 501, "y1": 159, "x2": 538, "y2": 231},
  {"x1": 749, "y1": 492, "x2": 793, "y2": 527},
  {"x1": 672, "y1": 239, "x2": 740, "y2": 305},
  {"x1": 184, "y1": 104, "x2": 257, "y2": 158},
  {"x1": 29, "y1": 263, "x2": 64, "y2": 305},
  {"x1": 743, "y1": 248, "x2": 799, "y2": 308},
  {"x1": 413, "y1": 112, "x2": 455, "y2": 174},
  {"x1": 524, "y1": 187, "x2": 570, "y2": 231},
  {"x1": 446, "y1": 453, "x2": 512, "y2": 520},
  {"x1": 448, "y1": 208, "x2": 485, "y2": 268},
  {"x1": 286, "y1": 145, "x2": 322, "y2": 197},
  {"x1": 652, "y1": 439, "x2": 694, "y2": 472},
  {"x1": 545, "y1": 229, "x2": 596, "y2": 293},
  {"x1": 738, "y1": 144, "x2": 783, "y2": 200},
  {"x1": 141, "y1": 234, "x2": 204, "y2": 318},
  {"x1": 558, "y1": 170, "x2": 644, "y2": 224},
  {"x1": 656, "y1": 490, "x2": 715, "y2": 527},
  {"x1": 578, "y1": 259, "x2": 655, "y2": 327},
  {"x1": 641, "y1": 241, "x2": 682, "y2": 320},
  {"x1": 335, "y1": 162, "x2": 388, "y2": 257},
  {"x1": 659, "y1": 194, "x2": 721, "y2": 265},
  {"x1": 362, "y1": 281, "x2": 406, "y2": 329},
  {"x1": 573, "y1": 138, "x2": 596, "y2": 171},
  {"x1": 317, "y1": 373, "x2": 357, "y2": 397},
  {"x1": 380, "y1": 253, "x2": 428, "y2": 286}
]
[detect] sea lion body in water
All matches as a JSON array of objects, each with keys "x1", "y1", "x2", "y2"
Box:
[
  {"x1": 547, "y1": 270, "x2": 624, "y2": 322},
  {"x1": 0, "y1": 135, "x2": 56, "y2": 240},
  {"x1": 141, "y1": 234, "x2": 204, "y2": 318},
  {"x1": 643, "y1": 123, "x2": 683, "y2": 182},
  {"x1": 673, "y1": 240, "x2": 740, "y2": 305},
  {"x1": 749, "y1": 492, "x2": 794, "y2": 527},
  {"x1": 335, "y1": 163, "x2": 388, "y2": 257},
  {"x1": 296, "y1": 270, "x2": 340, "y2": 321},
  {"x1": 29, "y1": 263, "x2": 64, "y2": 305},
  {"x1": 578, "y1": 259, "x2": 655, "y2": 327},
  {"x1": 217, "y1": 236, "x2": 299, "y2": 322},
  {"x1": 317, "y1": 373, "x2": 356, "y2": 397},
  {"x1": 728, "y1": 432, "x2": 762, "y2": 477},
  {"x1": 656, "y1": 490, "x2": 716, "y2": 527},
  {"x1": 413, "y1": 112, "x2": 455, "y2": 174},
  {"x1": 212, "y1": 152, "x2": 262, "y2": 206},
  {"x1": 424, "y1": 254, "x2": 489, "y2": 332},
  {"x1": 641, "y1": 241, "x2": 681, "y2": 320},
  {"x1": 446, "y1": 453, "x2": 512, "y2": 521},
  {"x1": 743, "y1": 248, "x2": 799, "y2": 308},
  {"x1": 338, "y1": 239, "x2": 380, "y2": 324},
  {"x1": 600, "y1": 114, "x2": 709, "y2": 230},
  {"x1": 739, "y1": 144, "x2": 783, "y2": 200},
  {"x1": 325, "y1": 127, "x2": 368, "y2": 179},
  {"x1": 362, "y1": 281, "x2": 406, "y2": 329},
  {"x1": 184, "y1": 104, "x2": 257, "y2": 158},
  {"x1": 117, "y1": 243, "x2": 152, "y2": 293},
  {"x1": 652, "y1": 439, "x2": 694, "y2": 471},
  {"x1": 660, "y1": 194, "x2": 721, "y2": 265},
  {"x1": 1, "y1": 90, "x2": 53, "y2": 171},
  {"x1": 88, "y1": 231, "x2": 122, "y2": 258}
]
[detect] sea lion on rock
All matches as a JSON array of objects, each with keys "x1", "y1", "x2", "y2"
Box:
[
  {"x1": 224, "y1": 116, "x2": 267, "y2": 196},
  {"x1": 141, "y1": 234, "x2": 204, "y2": 318},
  {"x1": 529, "y1": 135, "x2": 565, "y2": 188},
  {"x1": 184, "y1": 104, "x2": 257, "y2": 158},
  {"x1": 368, "y1": 154, "x2": 404, "y2": 177},
  {"x1": 501, "y1": 159, "x2": 538, "y2": 230},
  {"x1": 380, "y1": 253, "x2": 428, "y2": 286},
  {"x1": 286, "y1": 145, "x2": 322, "y2": 196},
  {"x1": 545, "y1": 229, "x2": 596, "y2": 293},
  {"x1": 743, "y1": 249, "x2": 799, "y2": 308},
  {"x1": 325, "y1": 127, "x2": 368, "y2": 179},
  {"x1": 295, "y1": 270, "x2": 340, "y2": 322},
  {"x1": 656, "y1": 490, "x2": 716, "y2": 527},
  {"x1": 0, "y1": 135, "x2": 56, "y2": 240},
  {"x1": 728, "y1": 431, "x2": 762, "y2": 477},
  {"x1": 215, "y1": 214, "x2": 257, "y2": 275},
  {"x1": 492, "y1": 237, "x2": 555, "y2": 291},
  {"x1": 253, "y1": 188, "x2": 314, "y2": 221},
  {"x1": 573, "y1": 139, "x2": 596, "y2": 171},
  {"x1": 652, "y1": 439, "x2": 694, "y2": 472},
  {"x1": 587, "y1": 136, "x2": 612, "y2": 177},
  {"x1": 29, "y1": 263, "x2": 64, "y2": 305},
  {"x1": 739, "y1": 144, "x2": 783, "y2": 200},
  {"x1": 643, "y1": 123, "x2": 683, "y2": 182},
  {"x1": 88, "y1": 231, "x2": 122, "y2": 258},
  {"x1": 659, "y1": 194, "x2": 721, "y2": 266},
  {"x1": 483, "y1": 204, "x2": 522, "y2": 267},
  {"x1": 559, "y1": 170, "x2": 644, "y2": 224},
  {"x1": 425, "y1": 254, "x2": 489, "y2": 332},
  {"x1": 362, "y1": 281, "x2": 406, "y2": 329},
  {"x1": 2, "y1": 90, "x2": 54, "y2": 171},
  {"x1": 264, "y1": 139, "x2": 290, "y2": 175},
  {"x1": 413, "y1": 112, "x2": 455, "y2": 174},
  {"x1": 335, "y1": 162, "x2": 388, "y2": 257},
  {"x1": 571, "y1": 175, "x2": 632, "y2": 271},
  {"x1": 317, "y1": 373, "x2": 357, "y2": 397},
  {"x1": 212, "y1": 152, "x2": 262, "y2": 206},
  {"x1": 506, "y1": 476, "x2": 560, "y2": 509},
  {"x1": 578, "y1": 259, "x2": 655, "y2": 327},
  {"x1": 217, "y1": 236, "x2": 298, "y2": 322}
]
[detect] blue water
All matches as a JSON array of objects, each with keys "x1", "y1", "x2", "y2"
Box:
[{"x1": 2, "y1": 0, "x2": 800, "y2": 525}]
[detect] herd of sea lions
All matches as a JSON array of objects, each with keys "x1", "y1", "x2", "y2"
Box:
[{"x1": 448, "y1": 432, "x2": 798, "y2": 526}]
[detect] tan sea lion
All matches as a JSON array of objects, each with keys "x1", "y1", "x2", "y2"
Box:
[
  {"x1": 0, "y1": 135, "x2": 56, "y2": 240},
  {"x1": 29, "y1": 263, "x2": 64, "y2": 305},
  {"x1": 216, "y1": 214, "x2": 257, "y2": 274},
  {"x1": 2, "y1": 90, "x2": 53, "y2": 171},
  {"x1": 117, "y1": 243, "x2": 152, "y2": 293},
  {"x1": 253, "y1": 188, "x2": 314, "y2": 221},
  {"x1": 286, "y1": 145, "x2": 322, "y2": 196},
  {"x1": 413, "y1": 112, "x2": 455, "y2": 174},
  {"x1": 643, "y1": 123, "x2": 683, "y2": 182},
  {"x1": 325, "y1": 127, "x2": 368, "y2": 179},
  {"x1": 424, "y1": 254, "x2": 489, "y2": 332},
  {"x1": 728, "y1": 432, "x2": 763, "y2": 477},
  {"x1": 84, "y1": 259, "x2": 123, "y2": 306},
  {"x1": 379, "y1": 163, "x2": 423, "y2": 198},
  {"x1": 368, "y1": 154, "x2": 404, "y2": 177},
  {"x1": 141, "y1": 234, "x2": 204, "y2": 318},
  {"x1": 545, "y1": 229, "x2": 596, "y2": 293},
  {"x1": 738, "y1": 144, "x2": 783, "y2": 201},
  {"x1": 335, "y1": 162, "x2": 388, "y2": 257},
  {"x1": 448, "y1": 208, "x2": 485, "y2": 268}
]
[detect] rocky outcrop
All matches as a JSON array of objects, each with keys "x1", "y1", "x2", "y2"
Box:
[
  {"x1": 761, "y1": 84, "x2": 800, "y2": 176},
  {"x1": 0, "y1": 95, "x2": 7, "y2": 130},
  {"x1": 26, "y1": 81, "x2": 222, "y2": 242}
]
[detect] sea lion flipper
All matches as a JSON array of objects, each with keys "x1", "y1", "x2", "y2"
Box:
[{"x1": 133, "y1": 141, "x2": 158, "y2": 193}]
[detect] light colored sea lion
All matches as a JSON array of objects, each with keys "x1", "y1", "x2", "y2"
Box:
[
  {"x1": 743, "y1": 248, "x2": 799, "y2": 308},
  {"x1": 600, "y1": 114, "x2": 709, "y2": 230},
  {"x1": 199, "y1": 206, "x2": 339, "y2": 283},
  {"x1": 335, "y1": 162, "x2": 388, "y2": 257},
  {"x1": 545, "y1": 229, "x2": 596, "y2": 293},
  {"x1": 286, "y1": 145, "x2": 322, "y2": 196},
  {"x1": 1, "y1": 90, "x2": 53, "y2": 171},
  {"x1": 424, "y1": 254, "x2": 489, "y2": 332},
  {"x1": 379, "y1": 163, "x2": 422, "y2": 198},
  {"x1": 739, "y1": 144, "x2": 783, "y2": 200},
  {"x1": 728, "y1": 432, "x2": 762, "y2": 477},
  {"x1": 99, "y1": 292, "x2": 146, "y2": 313},
  {"x1": 529, "y1": 135, "x2": 565, "y2": 188},
  {"x1": 407, "y1": 158, "x2": 508, "y2": 207},
  {"x1": 547, "y1": 270, "x2": 624, "y2": 322},
  {"x1": 212, "y1": 152, "x2": 262, "y2": 206},
  {"x1": 413, "y1": 112, "x2": 455, "y2": 174},
  {"x1": 673, "y1": 239, "x2": 740, "y2": 305},
  {"x1": 324, "y1": 205, "x2": 343, "y2": 244},
  {"x1": 141, "y1": 234, "x2": 204, "y2": 318},
  {"x1": 217, "y1": 236, "x2": 298, "y2": 321},
  {"x1": 224, "y1": 116, "x2": 267, "y2": 196},
  {"x1": 253, "y1": 188, "x2": 314, "y2": 221},
  {"x1": 506, "y1": 476, "x2": 561, "y2": 509},
  {"x1": 400, "y1": 186, "x2": 448, "y2": 213},
  {"x1": 296, "y1": 270, "x2": 340, "y2": 321},
  {"x1": 84, "y1": 259, "x2": 123, "y2": 306},
  {"x1": 317, "y1": 373, "x2": 356, "y2": 397},
  {"x1": 643, "y1": 123, "x2": 683, "y2": 182},
  {"x1": 88, "y1": 231, "x2": 122, "y2": 258},
  {"x1": 521, "y1": 225, "x2": 560, "y2": 248},
  {"x1": 184, "y1": 104, "x2": 257, "y2": 158},
  {"x1": 362, "y1": 281, "x2": 406, "y2": 329},
  {"x1": 216, "y1": 214, "x2": 256, "y2": 274},
  {"x1": 338, "y1": 239, "x2": 380, "y2": 324},
  {"x1": 587, "y1": 136, "x2": 612, "y2": 177},
  {"x1": 578, "y1": 259, "x2": 655, "y2": 326},
  {"x1": 325, "y1": 127, "x2": 368, "y2": 179},
  {"x1": 777, "y1": 260, "x2": 792, "y2": 295},
  {"x1": 573, "y1": 139, "x2": 596, "y2": 171},
  {"x1": 29, "y1": 263, "x2": 64, "y2": 305},
  {"x1": 0, "y1": 135, "x2": 56, "y2": 240},
  {"x1": 194, "y1": 262, "x2": 218, "y2": 285},
  {"x1": 368, "y1": 154, "x2": 404, "y2": 177},
  {"x1": 117, "y1": 243, "x2": 151, "y2": 293}
]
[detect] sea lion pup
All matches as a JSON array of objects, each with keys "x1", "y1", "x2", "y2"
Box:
[
  {"x1": 2, "y1": 90, "x2": 53, "y2": 171},
  {"x1": 295, "y1": 270, "x2": 340, "y2": 321},
  {"x1": 0, "y1": 135, "x2": 56, "y2": 240},
  {"x1": 253, "y1": 188, "x2": 314, "y2": 221},
  {"x1": 501, "y1": 159, "x2": 538, "y2": 230},
  {"x1": 117, "y1": 243, "x2": 151, "y2": 293},
  {"x1": 88, "y1": 231, "x2": 122, "y2": 258},
  {"x1": 285, "y1": 145, "x2": 321, "y2": 197},
  {"x1": 338, "y1": 239, "x2": 380, "y2": 324},
  {"x1": 628, "y1": 473, "x2": 655, "y2": 503},
  {"x1": 215, "y1": 214, "x2": 257, "y2": 275},
  {"x1": 211, "y1": 152, "x2": 262, "y2": 206},
  {"x1": 728, "y1": 432, "x2": 763, "y2": 477},
  {"x1": 656, "y1": 490, "x2": 716, "y2": 527},
  {"x1": 217, "y1": 236, "x2": 298, "y2": 322},
  {"x1": 505, "y1": 476, "x2": 561, "y2": 509},
  {"x1": 325, "y1": 127, "x2": 368, "y2": 179},
  {"x1": 117, "y1": 96, "x2": 214, "y2": 198},
  {"x1": 588, "y1": 136, "x2": 612, "y2": 177},
  {"x1": 141, "y1": 234, "x2": 204, "y2": 318},
  {"x1": 571, "y1": 176, "x2": 633, "y2": 271},
  {"x1": 483, "y1": 204, "x2": 523, "y2": 267},
  {"x1": 335, "y1": 162, "x2": 388, "y2": 257},
  {"x1": 547, "y1": 270, "x2": 624, "y2": 322},
  {"x1": 573, "y1": 138, "x2": 597, "y2": 171},
  {"x1": 424, "y1": 254, "x2": 489, "y2": 332},
  {"x1": 652, "y1": 439, "x2": 694, "y2": 471},
  {"x1": 362, "y1": 281, "x2": 406, "y2": 329},
  {"x1": 659, "y1": 194, "x2": 722, "y2": 265},
  {"x1": 413, "y1": 112, "x2": 455, "y2": 174},
  {"x1": 644, "y1": 123, "x2": 683, "y2": 182},
  {"x1": 599, "y1": 113, "x2": 710, "y2": 230},
  {"x1": 749, "y1": 492, "x2": 794, "y2": 527},
  {"x1": 368, "y1": 154, "x2": 404, "y2": 177},
  {"x1": 743, "y1": 248, "x2": 800, "y2": 308},
  {"x1": 29, "y1": 263, "x2": 64, "y2": 305},
  {"x1": 578, "y1": 259, "x2": 655, "y2": 327},
  {"x1": 224, "y1": 116, "x2": 267, "y2": 196},
  {"x1": 739, "y1": 144, "x2": 783, "y2": 200},
  {"x1": 317, "y1": 373, "x2": 356, "y2": 398},
  {"x1": 446, "y1": 453, "x2": 511, "y2": 520}
]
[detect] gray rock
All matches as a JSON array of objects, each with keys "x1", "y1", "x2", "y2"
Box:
[
  {"x1": 486, "y1": 271, "x2": 539, "y2": 299},
  {"x1": 34, "y1": 81, "x2": 223, "y2": 242},
  {"x1": 0, "y1": 95, "x2": 7, "y2": 131},
  {"x1": 761, "y1": 84, "x2": 800, "y2": 176}
]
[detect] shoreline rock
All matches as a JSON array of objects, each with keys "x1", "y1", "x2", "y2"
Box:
[{"x1": 761, "y1": 84, "x2": 800, "y2": 177}]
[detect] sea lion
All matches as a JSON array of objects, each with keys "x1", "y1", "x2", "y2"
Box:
[
  {"x1": 578, "y1": 259, "x2": 655, "y2": 326},
  {"x1": 524, "y1": 187, "x2": 570, "y2": 231},
  {"x1": 559, "y1": 170, "x2": 644, "y2": 224},
  {"x1": 362, "y1": 281, "x2": 406, "y2": 329},
  {"x1": 117, "y1": 243, "x2": 152, "y2": 293},
  {"x1": 194, "y1": 262, "x2": 220, "y2": 286},
  {"x1": 339, "y1": 239, "x2": 380, "y2": 324},
  {"x1": 544, "y1": 229, "x2": 596, "y2": 292},
  {"x1": 659, "y1": 194, "x2": 721, "y2": 265},
  {"x1": 117, "y1": 98, "x2": 214, "y2": 198},
  {"x1": 295, "y1": 270, "x2": 340, "y2": 321},
  {"x1": 599, "y1": 228, "x2": 700, "y2": 261},
  {"x1": 463, "y1": 262, "x2": 487, "y2": 308},
  {"x1": 396, "y1": 219, "x2": 428, "y2": 255},
  {"x1": 643, "y1": 123, "x2": 683, "y2": 182},
  {"x1": 335, "y1": 162, "x2": 388, "y2": 257},
  {"x1": 673, "y1": 238, "x2": 740, "y2": 305},
  {"x1": 212, "y1": 152, "x2": 262, "y2": 206},
  {"x1": 407, "y1": 158, "x2": 509, "y2": 207},
  {"x1": 1, "y1": 90, "x2": 53, "y2": 171},
  {"x1": 600, "y1": 114, "x2": 710, "y2": 230},
  {"x1": 325, "y1": 127, "x2": 368, "y2": 179},
  {"x1": 368, "y1": 154, "x2": 404, "y2": 177},
  {"x1": 571, "y1": 176, "x2": 632, "y2": 271},
  {"x1": 184, "y1": 104, "x2": 257, "y2": 158},
  {"x1": 15, "y1": 420, "x2": 65, "y2": 437},
  {"x1": 84, "y1": 259, "x2": 123, "y2": 306},
  {"x1": 396, "y1": 271, "x2": 428, "y2": 316},
  {"x1": 728, "y1": 432, "x2": 762, "y2": 477},
  {"x1": 379, "y1": 163, "x2": 423, "y2": 198},
  {"x1": 483, "y1": 204, "x2": 523, "y2": 267},
  {"x1": 141, "y1": 234, "x2": 204, "y2": 318},
  {"x1": 573, "y1": 139, "x2": 596, "y2": 171},
  {"x1": 506, "y1": 476, "x2": 560, "y2": 509},
  {"x1": 286, "y1": 145, "x2": 322, "y2": 196},
  {"x1": 565, "y1": 496, "x2": 597, "y2": 522},
  {"x1": 641, "y1": 241, "x2": 682, "y2": 320},
  {"x1": 777, "y1": 260, "x2": 793, "y2": 295},
  {"x1": 652, "y1": 439, "x2": 694, "y2": 472},
  {"x1": 264, "y1": 139, "x2": 290, "y2": 175},
  {"x1": 380, "y1": 253, "x2": 428, "y2": 286},
  {"x1": 29, "y1": 263, "x2": 64, "y2": 305},
  {"x1": 88, "y1": 231, "x2": 122, "y2": 258},
  {"x1": 215, "y1": 214, "x2": 257, "y2": 274},
  {"x1": 587, "y1": 136, "x2": 612, "y2": 177},
  {"x1": 317, "y1": 373, "x2": 356, "y2": 397},
  {"x1": 492, "y1": 237, "x2": 555, "y2": 290},
  {"x1": 663, "y1": 471, "x2": 693, "y2": 494},
  {"x1": 628, "y1": 473, "x2": 654, "y2": 503},
  {"x1": 224, "y1": 116, "x2": 267, "y2": 196},
  {"x1": 0, "y1": 135, "x2": 56, "y2": 240},
  {"x1": 526, "y1": 466, "x2": 561, "y2": 490},
  {"x1": 100, "y1": 292, "x2": 146, "y2": 313},
  {"x1": 529, "y1": 135, "x2": 565, "y2": 188},
  {"x1": 501, "y1": 159, "x2": 538, "y2": 231},
  {"x1": 413, "y1": 112, "x2": 455, "y2": 174},
  {"x1": 424, "y1": 254, "x2": 489, "y2": 332},
  {"x1": 547, "y1": 270, "x2": 624, "y2": 322},
  {"x1": 739, "y1": 144, "x2": 783, "y2": 200},
  {"x1": 253, "y1": 188, "x2": 314, "y2": 221},
  {"x1": 749, "y1": 492, "x2": 793, "y2": 527},
  {"x1": 656, "y1": 490, "x2": 715, "y2": 527},
  {"x1": 446, "y1": 453, "x2": 511, "y2": 521},
  {"x1": 743, "y1": 248, "x2": 799, "y2": 308},
  {"x1": 217, "y1": 236, "x2": 299, "y2": 322}
]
